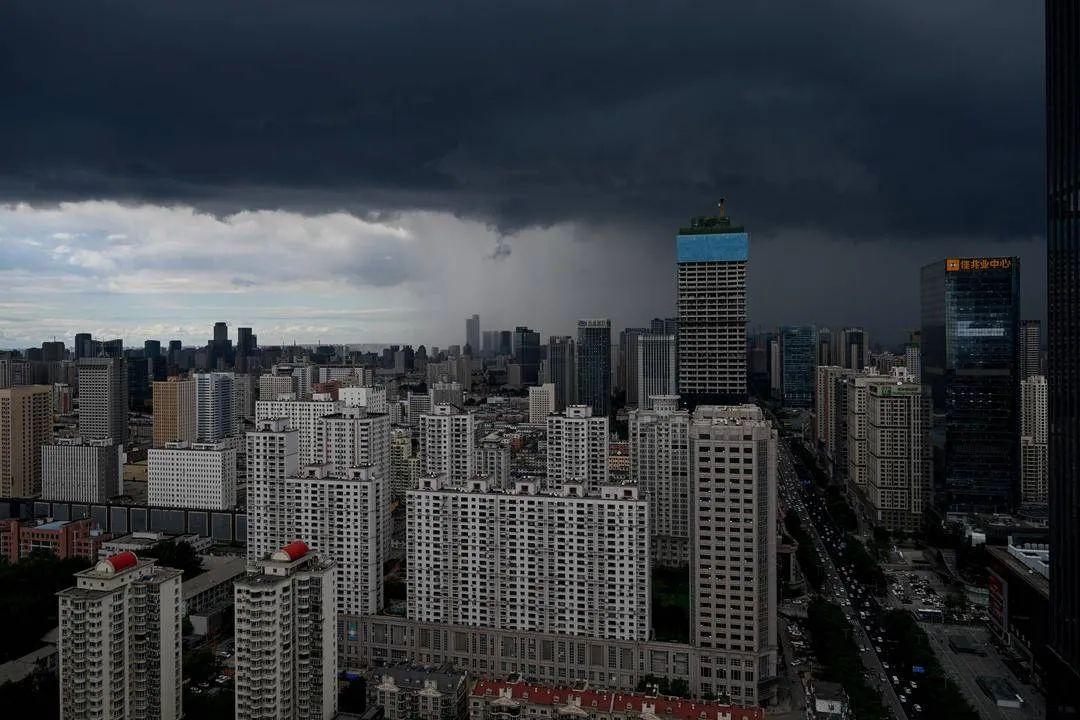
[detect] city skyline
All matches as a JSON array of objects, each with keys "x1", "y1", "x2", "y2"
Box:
[{"x1": 0, "y1": 1, "x2": 1047, "y2": 349}]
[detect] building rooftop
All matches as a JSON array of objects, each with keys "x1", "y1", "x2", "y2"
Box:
[
  {"x1": 370, "y1": 664, "x2": 466, "y2": 694},
  {"x1": 182, "y1": 555, "x2": 246, "y2": 600},
  {"x1": 33, "y1": 520, "x2": 72, "y2": 531}
]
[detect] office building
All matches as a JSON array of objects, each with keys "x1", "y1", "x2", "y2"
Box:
[
  {"x1": 1021, "y1": 375, "x2": 1048, "y2": 505},
  {"x1": 921, "y1": 256, "x2": 1020, "y2": 512},
  {"x1": 41, "y1": 437, "x2": 122, "y2": 503},
  {"x1": 676, "y1": 208, "x2": 748, "y2": 405},
  {"x1": 0, "y1": 517, "x2": 105, "y2": 563},
  {"x1": 255, "y1": 396, "x2": 342, "y2": 466},
  {"x1": 546, "y1": 405, "x2": 609, "y2": 495},
  {"x1": 58, "y1": 552, "x2": 183, "y2": 720},
  {"x1": 838, "y1": 327, "x2": 870, "y2": 370},
  {"x1": 407, "y1": 391, "x2": 433, "y2": 428},
  {"x1": 195, "y1": 372, "x2": 235, "y2": 442},
  {"x1": 636, "y1": 333, "x2": 677, "y2": 409},
  {"x1": 547, "y1": 336, "x2": 577, "y2": 411},
  {"x1": 528, "y1": 383, "x2": 556, "y2": 425},
  {"x1": 234, "y1": 542, "x2": 337, "y2": 720},
  {"x1": 466, "y1": 314, "x2": 480, "y2": 356},
  {"x1": 152, "y1": 377, "x2": 196, "y2": 447},
  {"x1": 576, "y1": 319, "x2": 611, "y2": 416},
  {"x1": 688, "y1": 405, "x2": 777, "y2": 705},
  {"x1": 780, "y1": 325, "x2": 817, "y2": 408},
  {"x1": 290, "y1": 465, "x2": 386, "y2": 615},
  {"x1": 0, "y1": 385, "x2": 52, "y2": 497},
  {"x1": 513, "y1": 326, "x2": 541, "y2": 385},
  {"x1": 1047, "y1": 4, "x2": 1080, "y2": 707},
  {"x1": 148, "y1": 441, "x2": 237, "y2": 510},
  {"x1": 1021, "y1": 319, "x2": 1042, "y2": 380},
  {"x1": 407, "y1": 475, "x2": 649, "y2": 641},
  {"x1": 618, "y1": 327, "x2": 648, "y2": 400},
  {"x1": 246, "y1": 418, "x2": 300, "y2": 562},
  {"x1": 236, "y1": 326, "x2": 256, "y2": 374},
  {"x1": 628, "y1": 396, "x2": 690, "y2": 566},
  {"x1": 865, "y1": 375, "x2": 932, "y2": 532},
  {"x1": 77, "y1": 357, "x2": 128, "y2": 443},
  {"x1": 419, "y1": 405, "x2": 476, "y2": 483}
]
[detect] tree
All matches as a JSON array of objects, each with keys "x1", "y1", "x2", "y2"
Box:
[{"x1": 142, "y1": 540, "x2": 204, "y2": 579}]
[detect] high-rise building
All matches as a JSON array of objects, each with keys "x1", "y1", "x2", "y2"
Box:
[
  {"x1": 0, "y1": 385, "x2": 52, "y2": 497},
  {"x1": 74, "y1": 333, "x2": 92, "y2": 360},
  {"x1": 255, "y1": 396, "x2": 342, "y2": 466},
  {"x1": 816, "y1": 327, "x2": 834, "y2": 366},
  {"x1": 77, "y1": 357, "x2": 128, "y2": 443},
  {"x1": 316, "y1": 407, "x2": 391, "y2": 480},
  {"x1": 58, "y1": 552, "x2": 183, "y2": 720},
  {"x1": 246, "y1": 418, "x2": 300, "y2": 562},
  {"x1": 236, "y1": 326, "x2": 255, "y2": 374},
  {"x1": 41, "y1": 437, "x2": 122, "y2": 503},
  {"x1": 478, "y1": 435, "x2": 510, "y2": 488},
  {"x1": 814, "y1": 365, "x2": 858, "y2": 481},
  {"x1": 921, "y1": 257, "x2": 1019, "y2": 512},
  {"x1": 513, "y1": 326, "x2": 541, "y2": 385},
  {"x1": 1020, "y1": 375, "x2": 1048, "y2": 506},
  {"x1": 676, "y1": 208, "x2": 748, "y2": 405},
  {"x1": 1047, "y1": 4, "x2": 1080, "y2": 707},
  {"x1": 528, "y1": 383, "x2": 556, "y2": 425},
  {"x1": 689, "y1": 405, "x2": 777, "y2": 705},
  {"x1": 838, "y1": 327, "x2": 870, "y2": 370},
  {"x1": 259, "y1": 373, "x2": 296, "y2": 401},
  {"x1": 546, "y1": 405, "x2": 609, "y2": 495},
  {"x1": 1020, "y1": 319, "x2": 1042, "y2": 380},
  {"x1": 42, "y1": 340, "x2": 65, "y2": 362},
  {"x1": 148, "y1": 441, "x2": 237, "y2": 510},
  {"x1": 406, "y1": 390, "x2": 433, "y2": 428},
  {"x1": 195, "y1": 372, "x2": 235, "y2": 442},
  {"x1": 389, "y1": 428, "x2": 417, "y2": 498},
  {"x1": 576, "y1": 319, "x2": 611, "y2": 416},
  {"x1": 407, "y1": 475, "x2": 650, "y2": 641},
  {"x1": 636, "y1": 333, "x2": 677, "y2": 409},
  {"x1": 289, "y1": 465, "x2": 386, "y2": 616},
  {"x1": 618, "y1": 327, "x2": 648, "y2": 400},
  {"x1": 152, "y1": 377, "x2": 196, "y2": 447},
  {"x1": 547, "y1": 336, "x2": 577, "y2": 411},
  {"x1": 779, "y1": 325, "x2": 817, "y2": 408},
  {"x1": 234, "y1": 542, "x2": 337, "y2": 720},
  {"x1": 498, "y1": 330, "x2": 513, "y2": 357},
  {"x1": 904, "y1": 343, "x2": 922, "y2": 382},
  {"x1": 629, "y1": 396, "x2": 690, "y2": 566},
  {"x1": 466, "y1": 314, "x2": 480, "y2": 356},
  {"x1": 419, "y1": 405, "x2": 476, "y2": 483},
  {"x1": 846, "y1": 372, "x2": 895, "y2": 498},
  {"x1": 865, "y1": 375, "x2": 932, "y2": 532},
  {"x1": 430, "y1": 380, "x2": 464, "y2": 408}
]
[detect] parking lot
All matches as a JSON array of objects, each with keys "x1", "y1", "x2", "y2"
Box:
[{"x1": 920, "y1": 624, "x2": 1044, "y2": 720}]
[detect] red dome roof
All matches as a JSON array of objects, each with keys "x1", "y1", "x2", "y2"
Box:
[
  {"x1": 106, "y1": 551, "x2": 138, "y2": 572},
  {"x1": 279, "y1": 541, "x2": 309, "y2": 561}
]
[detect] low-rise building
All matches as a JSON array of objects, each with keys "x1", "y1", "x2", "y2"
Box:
[
  {"x1": 0, "y1": 518, "x2": 106, "y2": 563},
  {"x1": 368, "y1": 665, "x2": 468, "y2": 720},
  {"x1": 98, "y1": 530, "x2": 212, "y2": 559}
]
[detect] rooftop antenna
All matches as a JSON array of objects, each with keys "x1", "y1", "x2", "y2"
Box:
[{"x1": 718, "y1": 197, "x2": 727, "y2": 217}]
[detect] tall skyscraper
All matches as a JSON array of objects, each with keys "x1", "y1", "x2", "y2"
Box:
[
  {"x1": 689, "y1": 405, "x2": 777, "y2": 704},
  {"x1": 546, "y1": 405, "x2": 609, "y2": 495},
  {"x1": 636, "y1": 333, "x2": 677, "y2": 409},
  {"x1": 513, "y1": 326, "x2": 541, "y2": 385},
  {"x1": 1021, "y1": 375, "x2": 1048, "y2": 506},
  {"x1": 74, "y1": 332, "x2": 92, "y2": 360},
  {"x1": 77, "y1": 357, "x2": 128, "y2": 443},
  {"x1": 838, "y1": 327, "x2": 870, "y2": 370},
  {"x1": 234, "y1": 542, "x2": 337, "y2": 720},
  {"x1": 547, "y1": 336, "x2": 577, "y2": 411},
  {"x1": 618, "y1": 326, "x2": 648, "y2": 399},
  {"x1": 152, "y1": 377, "x2": 196, "y2": 447},
  {"x1": 0, "y1": 385, "x2": 52, "y2": 497},
  {"x1": 466, "y1": 314, "x2": 480, "y2": 355},
  {"x1": 629, "y1": 396, "x2": 690, "y2": 566},
  {"x1": 1047, "y1": 5, "x2": 1080, "y2": 708},
  {"x1": 921, "y1": 257, "x2": 1019, "y2": 512},
  {"x1": 255, "y1": 395, "x2": 342, "y2": 466},
  {"x1": 1020, "y1": 319, "x2": 1042, "y2": 380},
  {"x1": 236, "y1": 326, "x2": 255, "y2": 373},
  {"x1": 576, "y1": 318, "x2": 611, "y2": 416},
  {"x1": 195, "y1": 372, "x2": 235, "y2": 442},
  {"x1": 779, "y1": 325, "x2": 818, "y2": 408},
  {"x1": 676, "y1": 207, "x2": 748, "y2": 405},
  {"x1": 58, "y1": 552, "x2": 183, "y2": 720}
]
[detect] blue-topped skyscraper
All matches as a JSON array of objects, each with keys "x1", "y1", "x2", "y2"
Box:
[
  {"x1": 576, "y1": 319, "x2": 611, "y2": 416},
  {"x1": 779, "y1": 325, "x2": 817, "y2": 408},
  {"x1": 676, "y1": 202, "x2": 748, "y2": 405},
  {"x1": 920, "y1": 257, "x2": 1019, "y2": 513}
]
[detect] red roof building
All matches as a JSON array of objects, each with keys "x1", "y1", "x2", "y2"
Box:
[{"x1": 469, "y1": 680, "x2": 764, "y2": 720}]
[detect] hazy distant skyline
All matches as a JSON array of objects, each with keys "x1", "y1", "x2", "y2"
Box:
[{"x1": 0, "y1": 1, "x2": 1046, "y2": 348}]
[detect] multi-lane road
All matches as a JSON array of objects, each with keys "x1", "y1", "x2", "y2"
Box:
[{"x1": 778, "y1": 437, "x2": 910, "y2": 720}]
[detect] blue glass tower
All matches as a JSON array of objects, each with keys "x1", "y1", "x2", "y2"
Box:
[{"x1": 779, "y1": 325, "x2": 817, "y2": 408}]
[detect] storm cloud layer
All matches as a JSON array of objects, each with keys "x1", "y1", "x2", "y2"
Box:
[{"x1": 0, "y1": 1, "x2": 1046, "y2": 346}]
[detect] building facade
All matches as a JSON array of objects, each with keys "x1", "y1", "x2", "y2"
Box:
[
  {"x1": 779, "y1": 325, "x2": 817, "y2": 409},
  {"x1": 576, "y1": 319, "x2": 612, "y2": 416},
  {"x1": 57, "y1": 552, "x2": 183, "y2": 720},
  {"x1": 195, "y1": 372, "x2": 236, "y2": 442},
  {"x1": 419, "y1": 405, "x2": 476, "y2": 483},
  {"x1": 546, "y1": 405, "x2": 609, "y2": 495},
  {"x1": 547, "y1": 336, "x2": 577, "y2": 412},
  {"x1": 77, "y1": 357, "x2": 128, "y2": 443},
  {"x1": 628, "y1": 396, "x2": 690, "y2": 567},
  {"x1": 41, "y1": 437, "x2": 122, "y2": 503},
  {"x1": 147, "y1": 441, "x2": 237, "y2": 510},
  {"x1": 0, "y1": 385, "x2": 52, "y2": 497},
  {"x1": 528, "y1": 383, "x2": 556, "y2": 425},
  {"x1": 152, "y1": 377, "x2": 196, "y2": 447},
  {"x1": 637, "y1": 334, "x2": 678, "y2": 410},
  {"x1": 1021, "y1": 375, "x2": 1049, "y2": 505},
  {"x1": 246, "y1": 418, "x2": 300, "y2": 561},
  {"x1": 255, "y1": 396, "x2": 342, "y2": 466},
  {"x1": 865, "y1": 377, "x2": 932, "y2": 532}
]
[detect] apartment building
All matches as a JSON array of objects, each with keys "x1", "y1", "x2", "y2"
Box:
[{"x1": 545, "y1": 405, "x2": 609, "y2": 495}]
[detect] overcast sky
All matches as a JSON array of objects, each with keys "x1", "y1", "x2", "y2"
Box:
[{"x1": 0, "y1": 1, "x2": 1045, "y2": 349}]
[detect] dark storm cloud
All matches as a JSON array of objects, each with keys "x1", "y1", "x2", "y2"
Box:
[{"x1": 0, "y1": 0, "x2": 1043, "y2": 241}]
